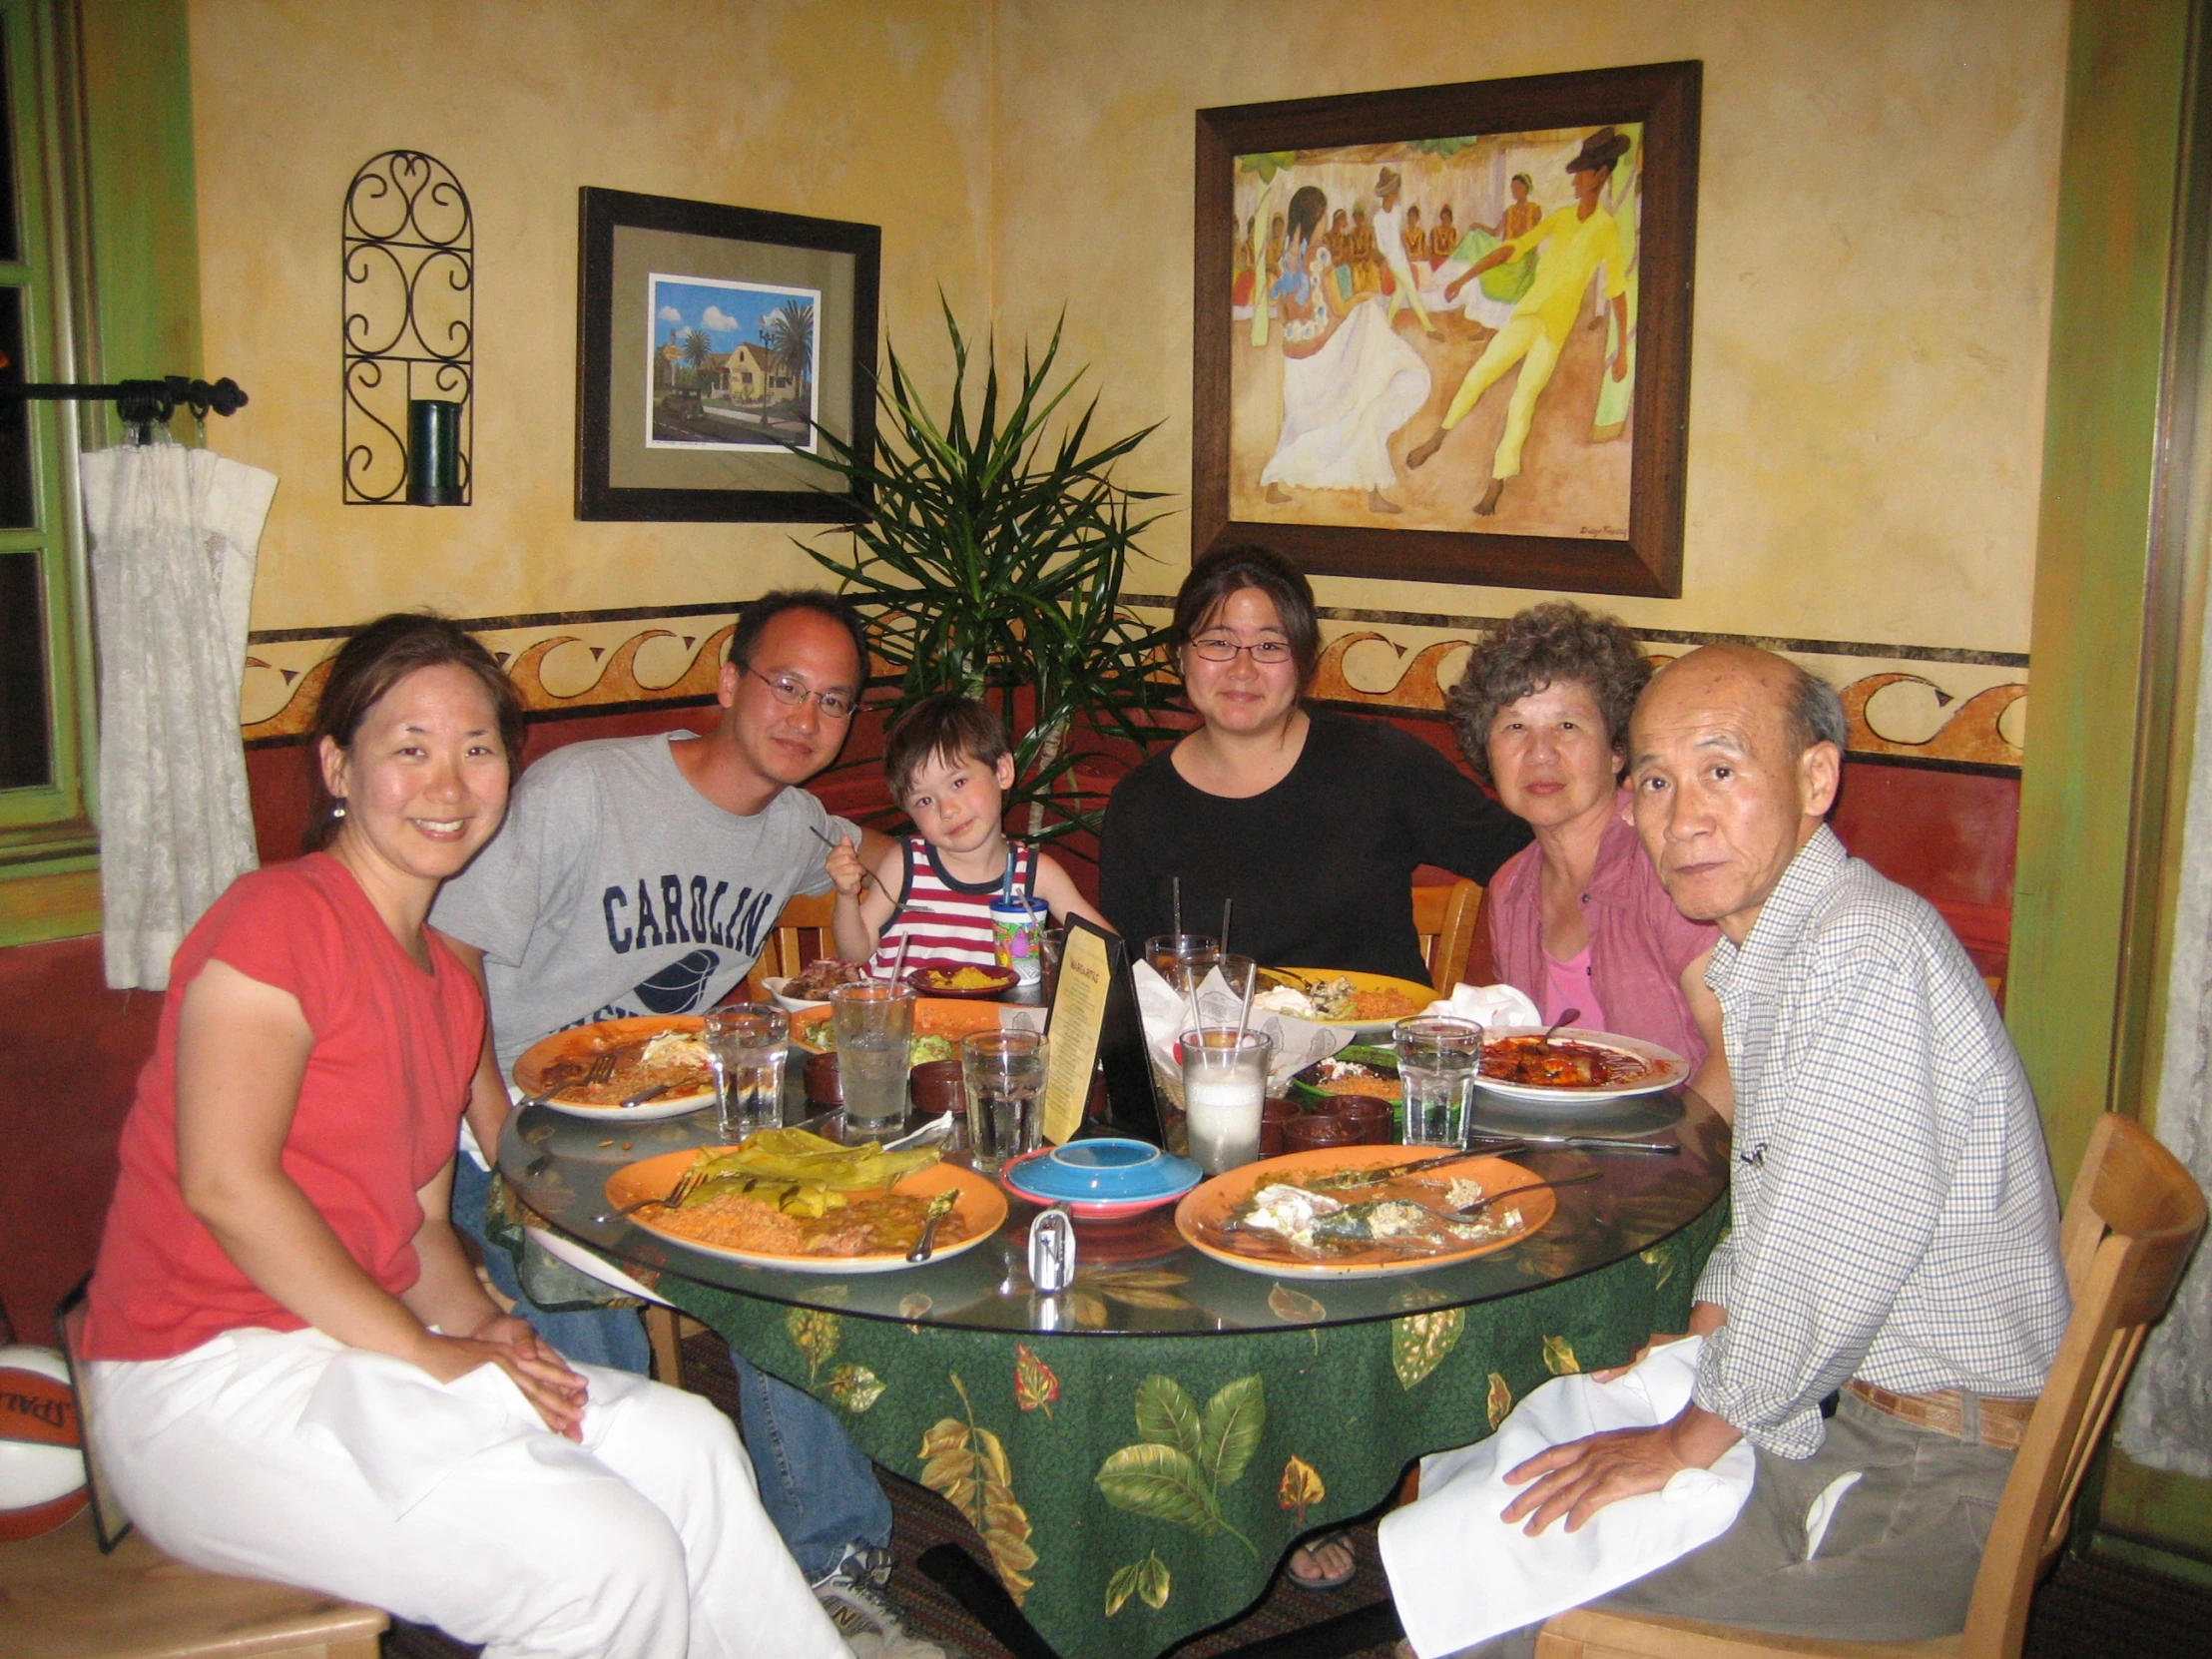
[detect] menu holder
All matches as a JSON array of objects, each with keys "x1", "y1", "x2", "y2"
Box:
[{"x1": 1037, "y1": 916, "x2": 1164, "y2": 1147}]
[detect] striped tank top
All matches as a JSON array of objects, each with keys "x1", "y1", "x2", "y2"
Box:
[{"x1": 866, "y1": 837, "x2": 1041, "y2": 975}]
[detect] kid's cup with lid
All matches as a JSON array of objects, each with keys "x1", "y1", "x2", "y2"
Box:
[{"x1": 991, "y1": 895, "x2": 1051, "y2": 984}]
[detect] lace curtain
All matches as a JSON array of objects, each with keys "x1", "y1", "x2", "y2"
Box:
[
  {"x1": 83, "y1": 442, "x2": 277, "y2": 990},
  {"x1": 2116, "y1": 586, "x2": 2212, "y2": 1476}
]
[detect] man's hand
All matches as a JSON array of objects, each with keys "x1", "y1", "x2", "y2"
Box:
[
  {"x1": 826, "y1": 835, "x2": 869, "y2": 899},
  {"x1": 1500, "y1": 1401, "x2": 1742, "y2": 1536}
]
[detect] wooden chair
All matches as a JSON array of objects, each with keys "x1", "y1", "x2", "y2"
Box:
[
  {"x1": 741, "y1": 889, "x2": 837, "y2": 998},
  {"x1": 1413, "y1": 877, "x2": 1483, "y2": 996},
  {"x1": 1534, "y1": 1111, "x2": 2207, "y2": 1659},
  {"x1": 23, "y1": 1296, "x2": 390, "y2": 1659}
]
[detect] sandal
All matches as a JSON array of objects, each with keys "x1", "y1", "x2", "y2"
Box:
[{"x1": 1287, "y1": 1530, "x2": 1358, "y2": 1591}]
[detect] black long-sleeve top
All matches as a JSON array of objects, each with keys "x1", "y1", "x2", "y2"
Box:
[{"x1": 1098, "y1": 709, "x2": 1531, "y2": 984}]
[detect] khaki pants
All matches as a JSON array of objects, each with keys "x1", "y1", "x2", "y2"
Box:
[{"x1": 1453, "y1": 1393, "x2": 2012, "y2": 1657}]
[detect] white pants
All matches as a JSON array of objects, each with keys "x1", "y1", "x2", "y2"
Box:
[{"x1": 88, "y1": 1328, "x2": 849, "y2": 1659}]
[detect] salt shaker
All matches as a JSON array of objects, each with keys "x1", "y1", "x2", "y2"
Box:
[{"x1": 1027, "y1": 1205, "x2": 1077, "y2": 1292}]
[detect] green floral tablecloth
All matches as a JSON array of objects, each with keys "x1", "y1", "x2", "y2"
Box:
[{"x1": 658, "y1": 1199, "x2": 1723, "y2": 1659}]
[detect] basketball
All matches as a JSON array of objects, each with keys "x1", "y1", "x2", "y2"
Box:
[{"x1": 0, "y1": 1345, "x2": 88, "y2": 1542}]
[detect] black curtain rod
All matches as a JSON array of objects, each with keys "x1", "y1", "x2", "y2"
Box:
[{"x1": 0, "y1": 373, "x2": 248, "y2": 417}]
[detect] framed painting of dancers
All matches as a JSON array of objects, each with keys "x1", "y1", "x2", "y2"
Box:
[{"x1": 1193, "y1": 61, "x2": 1701, "y2": 597}]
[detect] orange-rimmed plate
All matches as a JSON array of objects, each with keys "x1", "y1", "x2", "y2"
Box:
[
  {"x1": 789, "y1": 998, "x2": 1014, "y2": 1055},
  {"x1": 1173, "y1": 1144, "x2": 1555, "y2": 1280},
  {"x1": 604, "y1": 1150, "x2": 1006, "y2": 1275},
  {"x1": 512, "y1": 1015, "x2": 715, "y2": 1122}
]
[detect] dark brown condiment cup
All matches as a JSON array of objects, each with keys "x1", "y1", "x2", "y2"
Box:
[
  {"x1": 908, "y1": 1058, "x2": 968, "y2": 1117},
  {"x1": 1283, "y1": 1112, "x2": 1361, "y2": 1154},
  {"x1": 804, "y1": 1049, "x2": 842, "y2": 1108},
  {"x1": 1259, "y1": 1097, "x2": 1301, "y2": 1159},
  {"x1": 1334, "y1": 1096, "x2": 1395, "y2": 1145}
]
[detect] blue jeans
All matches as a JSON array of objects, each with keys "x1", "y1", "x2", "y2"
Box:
[
  {"x1": 450, "y1": 1155, "x2": 890, "y2": 1580},
  {"x1": 727, "y1": 1347, "x2": 893, "y2": 1582}
]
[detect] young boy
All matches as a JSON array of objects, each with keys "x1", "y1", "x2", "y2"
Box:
[{"x1": 827, "y1": 694, "x2": 1108, "y2": 971}]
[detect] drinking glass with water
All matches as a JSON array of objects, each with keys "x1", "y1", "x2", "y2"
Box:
[
  {"x1": 704, "y1": 1003, "x2": 788, "y2": 1142},
  {"x1": 1392, "y1": 1015, "x2": 1484, "y2": 1145},
  {"x1": 962, "y1": 1028, "x2": 1047, "y2": 1173},
  {"x1": 828, "y1": 980, "x2": 917, "y2": 1137}
]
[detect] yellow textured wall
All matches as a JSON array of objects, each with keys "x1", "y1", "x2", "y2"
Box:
[
  {"x1": 196, "y1": 0, "x2": 2067, "y2": 739},
  {"x1": 989, "y1": 0, "x2": 2068, "y2": 661},
  {"x1": 188, "y1": 0, "x2": 993, "y2": 631}
]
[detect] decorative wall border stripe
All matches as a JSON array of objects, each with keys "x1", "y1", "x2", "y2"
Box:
[
  {"x1": 1120, "y1": 596, "x2": 2031, "y2": 670},
  {"x1": 239, "y1": 601, "x2": 2027, "y2": 774}
]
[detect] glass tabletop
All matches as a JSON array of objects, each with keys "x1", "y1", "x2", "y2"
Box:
[{"x1": 498, "y1": 1067, "x2": 1731, "y2": 1336}]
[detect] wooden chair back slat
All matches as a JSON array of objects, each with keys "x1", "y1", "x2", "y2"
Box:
[
  {"x1": 1957, "y1": 1114, "x2": 2204, "y2": 1659},
  {"x1": 1413, "y1": 878, "x2": 1482, "y2": 997},
  {"x1": 742, "y1": 891, "x2": 838, "y2": 999}
]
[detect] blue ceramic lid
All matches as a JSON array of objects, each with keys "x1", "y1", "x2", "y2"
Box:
[{"x1": 1013, "y1": 1137, "x2": 1201, "y2": 1201}]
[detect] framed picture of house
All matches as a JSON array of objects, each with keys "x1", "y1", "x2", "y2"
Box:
[
  {"x1": 575, "y1": 187, "x2": 879, "y2": 521},
  {"x1": 1193, "y1": 61, "x2": 1700, "y2": 596}
]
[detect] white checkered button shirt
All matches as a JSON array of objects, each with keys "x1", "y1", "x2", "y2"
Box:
[{"x1": 1691, "y1": 826, "x2": 2070, "y2": 1458}]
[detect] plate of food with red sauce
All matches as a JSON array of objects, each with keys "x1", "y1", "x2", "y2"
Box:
[{"x1": 1473, "y1": 1027, "x2": 1688, "y2": 1105}]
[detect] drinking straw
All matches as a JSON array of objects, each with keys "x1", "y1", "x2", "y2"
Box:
[
  {"x1": 892, "y1": 928, "x2": 912, "y2": 988},
  {"x1": 1231, "y1": 954, "x2": 1257, "y2": 1051},
  {"x1": 1219, "y1": 897, "x2": 1233, "y2": 959},
  {"x1": 1172, "y1": 875, "x2": 1183, "y2": 939},
  {"x1": 1001, "y1": 847, "x2": 1016, "y2": 904}
]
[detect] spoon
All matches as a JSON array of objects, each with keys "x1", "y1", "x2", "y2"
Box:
[
  {"x1": 907, "y1": 1189, "x2": 961, "y2": 1262},
  {"x1": 1539, "y1": 1008, "x2": 1582, "y2": 1047}
]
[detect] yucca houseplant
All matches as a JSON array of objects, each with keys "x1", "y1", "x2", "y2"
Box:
[{"x1": 797, "y1": 303, "x2": 1175, "y2": 847}]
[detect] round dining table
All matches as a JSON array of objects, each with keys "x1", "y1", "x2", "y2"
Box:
[{"x1": 497, "y1": 1081, "x2": 1731, "y2": 1659}]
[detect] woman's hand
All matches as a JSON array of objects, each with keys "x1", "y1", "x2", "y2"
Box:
[{"x1": 410, "y1": 1319, "x2": 589, "y2": 1441}]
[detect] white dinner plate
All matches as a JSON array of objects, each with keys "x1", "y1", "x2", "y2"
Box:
[{"x1": 1473, "y1": 1027, "x2": 1690, "y2": 1106}]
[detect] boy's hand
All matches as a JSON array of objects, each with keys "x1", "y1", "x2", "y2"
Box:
[{"x1": 827, "y1": 836, "x2": 869, "y2": 899}]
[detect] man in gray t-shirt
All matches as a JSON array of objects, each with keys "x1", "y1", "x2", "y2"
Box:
[
  {"x1": 433, "y1": 728, "x2": 859, "y2": 1073},
  {"x1": 434, "y1": 594, "x2": 949, "y2": 1658}
]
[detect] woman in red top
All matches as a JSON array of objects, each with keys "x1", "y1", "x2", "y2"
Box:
[
  {"x1": 82, "y1": 615, "x2": 845, "y2": 1659},
  {"x1": 1446, "y1": 602, "x2": 1732, "y2": 1117}
]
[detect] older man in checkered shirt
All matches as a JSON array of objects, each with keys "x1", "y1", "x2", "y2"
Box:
[{"x1": 1491, "y1": 643, "x2": 2071, "y2": 1646}]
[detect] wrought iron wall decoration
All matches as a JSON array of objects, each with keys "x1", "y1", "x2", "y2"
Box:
[{"x1": 342, "y1": 151, "x2": 472, "y2": 504}]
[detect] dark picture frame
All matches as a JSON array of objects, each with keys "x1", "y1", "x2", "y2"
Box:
[
  {"x1": 575, "y1": 187, "x2": 879, "y2": 522},
  {"x1": 1193, "y1": 61, "x2": 1701, "y2": 597}
]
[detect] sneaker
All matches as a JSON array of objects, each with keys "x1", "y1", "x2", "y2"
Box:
[{"x1": 814, "y1": 1570, "x2": 953, "y2": 1659}]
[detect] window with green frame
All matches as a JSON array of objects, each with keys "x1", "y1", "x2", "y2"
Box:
[{"x1": 0, "y1": 0, "x2": 98, "y2": 946}]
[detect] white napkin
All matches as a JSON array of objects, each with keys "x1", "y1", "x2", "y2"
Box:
[
  {"x1": 1130, "y1": 961, "x2": 1348, "y2": 1092},
  {"x1": 1421, "y1": 981, "x2": 1542, "y2": 1029},
  {"x1": 1378, "y1": 1337, "x2": 1756, "y2": 1657}
]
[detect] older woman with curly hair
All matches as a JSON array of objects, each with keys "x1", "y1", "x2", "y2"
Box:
[{"x1": 1447, "y1": 602, "x2": 1731, "y2": 1115}]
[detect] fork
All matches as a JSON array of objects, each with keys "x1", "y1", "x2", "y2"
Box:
[
  {"x1": 519, "y1": 1050, "x2": 618, "y2": 1109},
  {"x1": 807, "y1": 825, "x2": 892, "y2": 901}
]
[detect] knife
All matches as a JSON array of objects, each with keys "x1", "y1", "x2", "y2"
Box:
[{"x1": 1481, "y1": 1132, "x2": 1678, "y2": 1154}]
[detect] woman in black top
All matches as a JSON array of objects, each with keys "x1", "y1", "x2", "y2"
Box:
[{"x1": 1099, "y1": 544, "x2": 1529, "y2": 985}]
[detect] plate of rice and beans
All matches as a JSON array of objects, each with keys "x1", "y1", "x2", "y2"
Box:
[
  {"x1": 1251, "y1": 967, "x2": 1434, "y2": 1031},
  {"x1": 511, "y1": 1016, "x2": 718, "y2": 1121},
  {"x1": 603, "y1": 1130, "x2": 1006, "y2": 1274}
]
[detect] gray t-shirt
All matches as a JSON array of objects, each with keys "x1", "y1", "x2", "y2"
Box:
[{"x1": 431, "y1": 732, "x2": 854, "y2": 1071}]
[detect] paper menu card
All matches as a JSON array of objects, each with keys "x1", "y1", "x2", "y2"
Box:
[{"x1": 1039, "y1": 923, "x2": 1110, "y2": 1144}]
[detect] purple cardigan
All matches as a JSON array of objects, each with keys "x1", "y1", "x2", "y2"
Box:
[{"x1": 1485, "y1": 806, "x2": 1719, "y2": 1072}]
